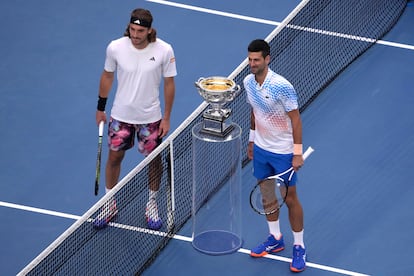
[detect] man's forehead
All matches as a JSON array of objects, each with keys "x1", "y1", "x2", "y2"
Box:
[{"x1": 248, "y1": 52, "x2": 264, "y2": 58}]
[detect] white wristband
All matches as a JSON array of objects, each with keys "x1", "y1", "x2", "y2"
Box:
[{"x1": 249, "y1": 130, "x2": 255, "y2": 142}]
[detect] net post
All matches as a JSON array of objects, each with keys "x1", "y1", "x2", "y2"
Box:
[{"x1": 166, "y1": 140, "x2": 175, "y2": 233}]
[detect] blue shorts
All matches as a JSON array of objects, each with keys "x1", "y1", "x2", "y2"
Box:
[
  {"x1": 253, "y1": 144, "x2": 298, "y2": 186},
  {"x1": 108, "y1": 118, "x2": 162, "y2": 156}
]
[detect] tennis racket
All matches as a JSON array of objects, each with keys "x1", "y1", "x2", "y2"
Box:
[
  {"x1": 94, "y1": 121, "x2": 104, "y2": 196},
  {"x1": 249, "y1": 146, "x2": 314, "y2": 215}
]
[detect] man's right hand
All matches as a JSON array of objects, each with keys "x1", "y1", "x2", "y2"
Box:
[{"x1": 96, "y1": 111, "x2": 107, "y2": 125}]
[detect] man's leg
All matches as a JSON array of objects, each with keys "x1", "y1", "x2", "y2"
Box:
[
  {"x1": 250, "y1": 147, "x2": 285, "y2": 257},
  {"x1": 138, "y1": 120, "x2": 164, "y2": 230},
  {"x1": 93, "y1": 149, "x2": 125, "y2": 229},
  {"x1": 148, "y1": 154, "x2": 162, "y2": 192},
  {"x1": 93, "y1": 119, "x2": 133, "y2": 229},
  {"x1": 285, "y1": 186, "x2": 304, "y2": 233},
  {"x1": 145, "y1": 155, "x2": 163, "y2": 230},
  {"x1": 106, "y1": 149, "x2": 126, "y2": 190}
]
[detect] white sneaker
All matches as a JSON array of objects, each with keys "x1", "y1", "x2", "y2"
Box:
[{"x1": 145, "y1": 199, "x2": 162, "y2": 230}]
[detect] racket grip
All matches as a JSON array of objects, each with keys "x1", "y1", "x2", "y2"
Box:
[
  {"x1": 303, "y1": 146, "x2": 314, "y2": 160},
  {"x1": 98, "y1": 121, "x2": 104, "y2": 137}
]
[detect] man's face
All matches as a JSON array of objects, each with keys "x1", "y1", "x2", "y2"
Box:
[
  {"x1": 248, "y1": 51, "x2": 269, "y2": 75},
  {"x1": 129, "y1": 23, "x2": 151, "y2": 49}
]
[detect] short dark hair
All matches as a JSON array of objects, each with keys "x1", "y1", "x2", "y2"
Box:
[{"x1": 248, "y1": 39, "x2": 270, "y2": 58}]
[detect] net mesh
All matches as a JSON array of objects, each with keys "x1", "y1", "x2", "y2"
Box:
[{"x1": 19, "y1": 0, "x2": 406, "y2": 275}]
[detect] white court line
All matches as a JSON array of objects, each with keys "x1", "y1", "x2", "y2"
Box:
[
  {"x1": 147, "y1": 0, "x2": 280, "y2": 26},
  {"x1": 0, "y1": 201, "x2": 82, "y2": 220},
  {"x1": 376, "y1": 40, "x2": 414, "y2": 51},
  {"x1": 146, "y1": 0, "x2": 414, "y2": 51},
  {"x1": 1, "y1": 200, "x2": 369, "y2": 276}
]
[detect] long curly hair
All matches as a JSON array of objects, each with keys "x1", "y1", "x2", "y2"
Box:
[{"x1": 123, "y1": 8, "x2": 157, "y2": 42}]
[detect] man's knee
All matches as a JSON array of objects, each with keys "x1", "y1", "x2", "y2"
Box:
[
  {"x1": 285, "y1": 190, "x2": 299, "y2": 207},
  {"x1": 108, "y1": 151, "x2": 125, "y2": 166}
]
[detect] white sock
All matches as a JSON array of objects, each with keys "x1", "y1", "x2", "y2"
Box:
[
  {"x1": 148, "y1": 190, "x2": 158, "y2": 201},
  {"x1": 293, "y1": 229, "x2": 305, "y2": 248},
  {"x1": 268, "y1": 220, "x2": 282, "y2": 239},
  {"x1": 105, "y1": 187, "x2": 111, "y2": 194}
]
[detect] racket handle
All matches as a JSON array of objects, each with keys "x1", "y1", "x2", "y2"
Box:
[
  {"x1": 303, "y1": 146, "x2": 314, "y2": 160},
  {"x1": 98, "y1": 121, "x2": 104, "y2": 137}
]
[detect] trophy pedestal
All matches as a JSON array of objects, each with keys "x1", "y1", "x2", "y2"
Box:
[
  {"x1": 191, "y1": 122, "x2": 242, "y2": 255},
  {"x1": 200, "y1": 113, "x2": 234, "y2": 138},
  {"x1": 192, "y1": 76, "x2": 242, "y2": 254}
]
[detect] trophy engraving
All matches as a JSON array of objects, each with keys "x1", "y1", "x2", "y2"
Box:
[{"x1": 195, "y1": 76, "x2": 240, "y2": 137}]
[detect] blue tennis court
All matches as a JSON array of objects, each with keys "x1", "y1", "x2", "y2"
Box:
[{"x1": 1, "y1": 1, "x2": 414, "y2": 275}]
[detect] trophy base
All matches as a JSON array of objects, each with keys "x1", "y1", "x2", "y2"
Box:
[{"x1": 200, "y1": 117, "x2": 234, "y2": 138}]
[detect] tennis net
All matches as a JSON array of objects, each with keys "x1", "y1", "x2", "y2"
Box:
[{"x1": 18, "y1": 0, "x2": 406, "y2": 274}]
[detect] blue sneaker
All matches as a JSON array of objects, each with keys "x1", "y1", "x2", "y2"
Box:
[
  {"x1": 290, "y1": 245, "x2": 306, "y2": 272},
  {"x1": 93, "y1": 199, "x2": 118, "y2": 229},
  {"x1": 250, "y1": 234, "x2": 285, "y2": 257}
]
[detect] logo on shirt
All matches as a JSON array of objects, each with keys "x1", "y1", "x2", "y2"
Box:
[{"x1": 150, "y1": 57, "x2": 155, "y2": 61}]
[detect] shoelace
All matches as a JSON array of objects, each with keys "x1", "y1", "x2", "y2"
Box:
[{"x1": 293, "y1": 247, "x2": 304, "y2": 260}]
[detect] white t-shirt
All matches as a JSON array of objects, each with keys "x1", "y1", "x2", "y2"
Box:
[
  {"x1": 244, "y1": 69, "x2": 298, "y2": 154},
  {"x1": 104, "y1": 37, "x2": 177, "y2": 124}
]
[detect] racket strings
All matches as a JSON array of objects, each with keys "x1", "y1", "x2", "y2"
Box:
[
  {"x1": 260, "y1": 180, "x2": 278, "y2": 211},
  {"x1": 251, "y1": 178, "x2": 288, "y2": 215}
]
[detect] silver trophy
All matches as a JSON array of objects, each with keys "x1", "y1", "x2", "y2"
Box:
[{"x1": 195, "y1": 76, "x2": 240, "y2": 137}]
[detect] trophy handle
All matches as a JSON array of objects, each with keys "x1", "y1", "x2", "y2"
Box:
[
  {"x1": 228, "y1": 84, "x2": 241, "y2": 102},
  {"x1": 194, "y1": 77, "x2": 205, "y2": 89},
  {"x1": 234, "y1": 84, "x2": 241, "y2": 95}
]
